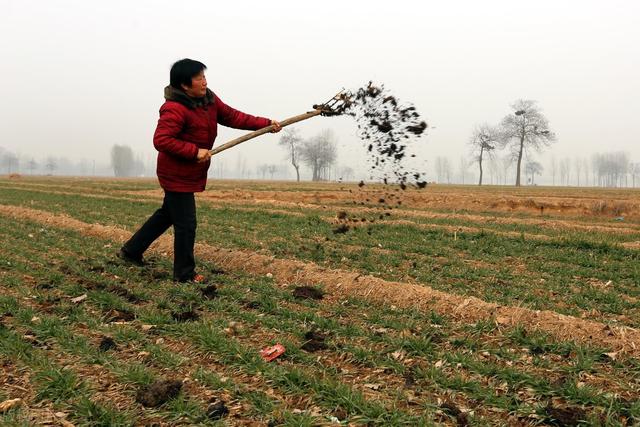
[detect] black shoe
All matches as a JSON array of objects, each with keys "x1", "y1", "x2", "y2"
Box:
[{"x1": 118, "y1": 248, "x2": 145, "y2": 267}]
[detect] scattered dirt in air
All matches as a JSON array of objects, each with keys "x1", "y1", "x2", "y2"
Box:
[
  {"x1": 136, "y1": 379, "x2": 183, "y2": 407},
  {"x1": 292, "y1": 286, "x2": 324, "y2": 300},
  {"x1": 329, "y1": 82, "x2": 429, "y2": 188}
]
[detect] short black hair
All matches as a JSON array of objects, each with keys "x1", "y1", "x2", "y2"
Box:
[{"x1": 170, "y1": 58, "x2": 207, "y2": 89}]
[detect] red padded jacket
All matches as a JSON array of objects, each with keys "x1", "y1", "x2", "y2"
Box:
[{"x1": 153, "y1": 86, "x2": 270, "y2": 192}]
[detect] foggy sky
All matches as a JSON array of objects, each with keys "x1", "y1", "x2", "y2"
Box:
[{"x1": 1, "y1": 0, "x2": 639, "y2": 181}]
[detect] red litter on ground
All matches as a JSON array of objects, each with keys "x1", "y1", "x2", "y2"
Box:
[{"x1": 260, "y1": 344, "x2": 286, "y2": 362}]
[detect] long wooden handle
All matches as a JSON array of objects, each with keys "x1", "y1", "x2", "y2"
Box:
[{"x1": 209, "y1": 109, "x2": 323, "y2": 156}]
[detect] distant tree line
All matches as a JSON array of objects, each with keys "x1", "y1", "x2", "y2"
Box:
[{"x1": 2, "y1": 118, "x2": 638, "y2": 187}]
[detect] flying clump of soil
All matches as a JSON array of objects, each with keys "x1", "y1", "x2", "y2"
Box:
[{"x1": 329, "y1": 82, "x2": 429, "y2": 189}]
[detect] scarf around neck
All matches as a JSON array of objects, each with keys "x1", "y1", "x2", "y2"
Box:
[{"x1": 164, "y1": 86, "x2": 215, "y2": 109}]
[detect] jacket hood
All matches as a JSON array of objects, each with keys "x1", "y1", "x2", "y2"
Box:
[{"x1": 164, "y1": 86, "x2": 215, "y2": 109}]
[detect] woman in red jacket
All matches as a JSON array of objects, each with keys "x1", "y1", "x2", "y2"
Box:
[{"x1": 119, "y1": 58, "x2": 281, "y2": 283}]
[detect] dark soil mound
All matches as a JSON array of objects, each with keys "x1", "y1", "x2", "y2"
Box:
[
  {"x1": 105, "y1": 309, "x2": 135, "y2": 322},
  {"x1": 206, "y1": 400, "x2": 229, "y2": 420},
  {"x1": 301, "y1": 330, "x2": 328, "y2": 352},
  {"x1": 440, "y1": 401, "x2": 469, "y2": 426},
  {"x1": 292, "y1": 286, "x2": 324, "y2": 300},
  {"x1": 244, "y1": 301, "x2": 261, "y2": 309},
  {"x1": 98, "y1": 336, "x2": 117, "y2": 352},
  {"x1": 136, "y1": 379, "x2": 182, "y2": 407},
  {"x1": 544, "y1": 404, "x2": 588, "y2": 426},
  {"x1": 201, "y1": 285, "x2": 218, "y2": 300},
  {"x1": 333, "y1": 224, "x2": 350, "y2": 234},
  {"x1": 172, "y1": 309, "x2": 200, "y2": 322}
]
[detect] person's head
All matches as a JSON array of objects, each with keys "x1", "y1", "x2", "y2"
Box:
[{"x1": 170, "y1": 58, "x2": 207, "y2": 98}]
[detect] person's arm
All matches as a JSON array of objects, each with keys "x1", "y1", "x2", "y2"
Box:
[
  {"x1": 153, "y1": 103, "x2": 200, "y2": 160},
  {"x1": 216, "y1": 96, "x2": 279, "y2": 131}
]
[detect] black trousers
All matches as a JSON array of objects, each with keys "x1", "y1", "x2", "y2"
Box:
[{"x1": 122, "y1": 191, "x2": 196, "y2": 281}]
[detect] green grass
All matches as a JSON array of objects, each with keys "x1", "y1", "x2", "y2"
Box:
[
  {"x1": 1, "y1": 179, "x2": 640, "y2": 425},
  {"x1": 1, "y1": 182, "x2": 639, "y2": 328}
]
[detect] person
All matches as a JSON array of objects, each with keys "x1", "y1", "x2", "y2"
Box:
[{"x1": 118, "y1": 58, "x2": 281, "y2": 283}]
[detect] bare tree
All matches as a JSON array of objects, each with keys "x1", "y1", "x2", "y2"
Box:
[
  {"x1": 278, "y1": 128, "x2": 303, "y2": 182},
  {"x1": 630, "y1": 163, "x2": 640, "y2": 188},
  {"x1": 257, "y1": 164, "x2": 269, "y2": 179},
  {"x1": 44, "y1": 157, "x2": 57, "y2": 175},
  {"x1": 337, "y1": 166, "x2": 355, "y2": 182},
  {"x1": 267, "y1": 164, "x2": 278, "y2": 180},
  {"x1": 550, "y1": 156, "x2": 558, "y2": 185},
  {"x1": 468, "y1": 124, "x2": 499, "y2": 185},
  {"x1": 434, "y1": 157, "x2": 452, "y2": 184},
  {"x1": 500, "y1": 100, "x2": 556, "y2": 186},
  {"x1": 560, "y1": 158, "x2": 571, "y2": 186},
  {"x1": 209, "y1": 161, "x2": 225, "y2": 179},
  {"x1": 498, "y1": 156, "x2": 511, "y2": 185},
  {"x1": 524, "y1": 160, "x2": 544, "y2": 185},
  {"x1": 458, "y1": 156, "x2": 469, "y2": 184},
  {"x1": 581, "y1": 158, "x2": 590, "y2": 187},
  {"x1": 592, "y1": 152, "x2": 630, "y2": 187},
  {"x1": 1, "y1": 151, "x2": 18, "y2": 174},
  {"x1": 27, "y1": 158, "x2": 38, "y2": 175},
  {"x1": 299, "y1": 129, "x2": 337, "y2": 181},
  {"x1": 110, "y1": 144, "x2": 135, "y2": 177},
  {"x1": 574, "y1": 157, "x2": 582, "y2": 186}
]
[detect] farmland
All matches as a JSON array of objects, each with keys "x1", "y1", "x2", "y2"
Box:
[{"x1": 1, "y1": 176, "x2": 639, "y2": 426}]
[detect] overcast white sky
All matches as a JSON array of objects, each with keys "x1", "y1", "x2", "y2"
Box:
[{"x1": 1, "y1": 0, "x2": 639, "y2": 181}]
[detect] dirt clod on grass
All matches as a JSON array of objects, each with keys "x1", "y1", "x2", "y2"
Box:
[
  {"x1": 206, "y1": 400, "x2": 229, "y2": 420},
  {"x1": 333, "y1": 224, "x2": 350, "y2": 234},
  {"x1": 105, "y1": 309, "x2": 135, "y2": 322},
  {"x1": 201, "y1": 284, "x2": 218, "y2": 300},
  {"x1": 148, "y1": 268, "x2": 170, "y2": 280},
  {"x1": 135, "y1": 379, "x2": 182, "y2": 407},
  {"x1": 336, "y1": 210, "x2": 348, "y2": 220},
  {"x1": 544, "y1": 404, "x2": 588, "y2": 426},
  {"x1": 171, "y1": 309, "x2": 200, "y2": 322},
  {"x1": 98, "y1": 336, "x2": 117, "y2": 352},
  {"x1": 440, "y1": 401, "x2": 469, "y2": 426},
  {"x1": 301, "y1": 330, "x2": 328, "y2": 352},
  {"x1": 292, "y1": 286, "x2": 324, "y2": 300}
]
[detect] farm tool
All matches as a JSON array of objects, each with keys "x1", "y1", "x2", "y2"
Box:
[{"x1": 209, "y1": 90, "x2": 349, "y2": 156}]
